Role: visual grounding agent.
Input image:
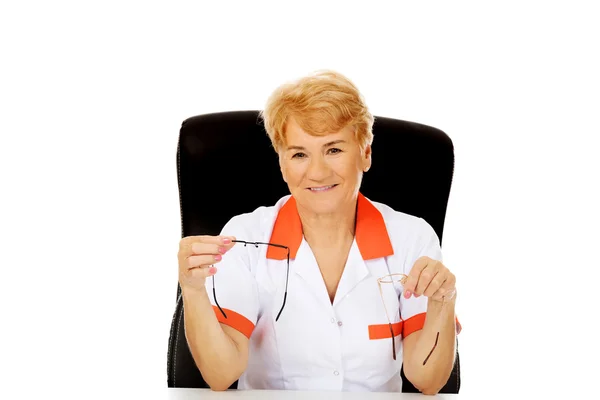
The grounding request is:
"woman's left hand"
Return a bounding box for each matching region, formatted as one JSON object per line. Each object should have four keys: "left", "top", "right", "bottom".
{"left": 402, "top": 256, "right": 456, "bottom": 303}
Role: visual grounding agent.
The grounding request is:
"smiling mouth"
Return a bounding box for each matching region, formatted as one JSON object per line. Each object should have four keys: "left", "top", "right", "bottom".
{"left": 308, "top": 184, "right": 338, "bottom": 192}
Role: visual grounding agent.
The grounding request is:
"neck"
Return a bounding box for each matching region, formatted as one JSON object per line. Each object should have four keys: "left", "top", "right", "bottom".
{"left": 297, "top": 197, "right": 358, "bottom": 249}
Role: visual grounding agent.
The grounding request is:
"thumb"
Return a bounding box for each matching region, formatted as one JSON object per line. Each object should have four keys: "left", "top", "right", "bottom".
{"left": 402, "top": 275, "right": 417, "bottom": 299}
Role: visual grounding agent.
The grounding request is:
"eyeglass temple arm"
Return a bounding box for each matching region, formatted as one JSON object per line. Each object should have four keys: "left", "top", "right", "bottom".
{"left": 232, "top": 240, "right": 288, "bottom": 250}
{"left": 212, "top": 276, "right": 228, "bottom": 319}
{"left": 423, "top": 331, "right": 440, "bottom": 365}
{"left": 275, "top": 247, "right": 290, "bottom": 321}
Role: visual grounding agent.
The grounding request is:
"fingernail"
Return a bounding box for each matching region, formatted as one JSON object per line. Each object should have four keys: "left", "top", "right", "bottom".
{"left": 218, "top": 247, "right": 227, "bottom": 254}
{"left": 214, "top": 254, "right": 222, "bottom": 261}
{"left": 223, "top": 238, "right": 231, "bottom": 244}
{"left": 209, "top": 267, "right": 217, "bottom": 274}
{"left": 404, "top": 290, "right": 411, "bottom": 299}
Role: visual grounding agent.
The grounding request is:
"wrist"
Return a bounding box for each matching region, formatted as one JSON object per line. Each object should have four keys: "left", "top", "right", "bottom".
{"left": 427, "top": 293, "right": 456, "bottom": 314}
{"left": 430, "top": 288, "right": 457, "bottom": 304}
{"left": 180, "top": 283, "right": 209, "bottom": 300}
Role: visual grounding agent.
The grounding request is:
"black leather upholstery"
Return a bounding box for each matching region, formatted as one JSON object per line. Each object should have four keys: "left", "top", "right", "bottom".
{"left": 167, "top": 110, "right": 460, "bottom": 393}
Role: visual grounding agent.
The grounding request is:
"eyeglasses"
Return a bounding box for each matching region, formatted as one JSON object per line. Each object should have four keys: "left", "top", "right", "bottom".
{"left": 211, "top": 239, "right": 290, "bottom": 322}
{"left": 377, "top": 273, "right": 439, "bottom": 365}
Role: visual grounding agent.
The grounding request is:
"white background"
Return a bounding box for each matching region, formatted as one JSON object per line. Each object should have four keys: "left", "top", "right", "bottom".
{"left": 1, "top": 1, "right": 599, "bottom": 398}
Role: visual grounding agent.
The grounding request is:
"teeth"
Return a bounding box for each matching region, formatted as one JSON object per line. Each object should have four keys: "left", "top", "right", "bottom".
{"left": 310, "top": 185, "right": 334, "bottom": 191}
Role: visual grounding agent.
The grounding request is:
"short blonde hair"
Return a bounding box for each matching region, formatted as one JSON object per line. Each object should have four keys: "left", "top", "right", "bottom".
{"left": 260, "top": 70, "right": 374, "bottom": 153}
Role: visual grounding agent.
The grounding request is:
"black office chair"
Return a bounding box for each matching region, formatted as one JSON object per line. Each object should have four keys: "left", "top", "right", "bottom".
{"left": 167, "top": 110, "right": 460, "bottom": 393}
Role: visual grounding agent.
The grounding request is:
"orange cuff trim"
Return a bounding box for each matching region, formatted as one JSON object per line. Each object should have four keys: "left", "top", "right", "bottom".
{"left": 368, "top": 321, "right": 403, "bottom": 340}
{"left": 402, "top": 312, "right": 427, "bottom": 338}
{"left": 212, "top": 306, "right": 255, "bottom": 339}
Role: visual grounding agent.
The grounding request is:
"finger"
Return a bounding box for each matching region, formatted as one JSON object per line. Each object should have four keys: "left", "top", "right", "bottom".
{"left": 190, "top": 242, "right": 226, "bottom": 256}
{"left": 403, "top": 256, "right": 429, "bottom": 297}
{"left": 187, "top": 253, "right": 224, "bottom": 269}
{"left": 187, "top": 265, "right": 218, "bottom": 280}
{"left": 218, "top": 236, "right": 237, "bottom": 250}
{"left": 180, "top": 235, "right": 236, "bottom": 256}
{"left": 180, "top": 235, "right": 216, "bottom": 248}
{"left": 180, "top": 235, "right": 236, "bottom": 251}
{"left": 431, "top": 274, "right": 456, "bottom": 302}
{"left": 179, "top": 264, "right": 217, "bottom": 289}
{"left": 423, "top": 272, "right": 446, "bottom": 298}
{"left": 414, "top": 265, "right": 437, "bottom": 296}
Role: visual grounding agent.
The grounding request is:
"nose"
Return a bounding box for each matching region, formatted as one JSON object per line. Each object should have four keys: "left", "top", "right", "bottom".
{"left": 306, "top": 154, "right": 331, "bottom": 182}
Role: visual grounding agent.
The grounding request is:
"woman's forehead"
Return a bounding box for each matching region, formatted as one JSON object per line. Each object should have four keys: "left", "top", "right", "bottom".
{"left": 284, "top": 117, "right": 355, "bottom": 143}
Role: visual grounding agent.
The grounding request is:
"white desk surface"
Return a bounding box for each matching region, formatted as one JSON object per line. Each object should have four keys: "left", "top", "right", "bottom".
{"left": 166, "top": 388, "right": 461, "bottom": 399}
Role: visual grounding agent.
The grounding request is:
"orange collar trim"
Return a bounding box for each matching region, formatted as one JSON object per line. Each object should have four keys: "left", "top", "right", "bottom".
{"left": 266, "top": 193, "right": 394, "bottom": 260}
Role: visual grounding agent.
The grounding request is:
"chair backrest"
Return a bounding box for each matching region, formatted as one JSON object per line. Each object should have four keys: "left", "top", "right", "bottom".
{"left": 167, "top": 110, "right": 460, "bottom": 393}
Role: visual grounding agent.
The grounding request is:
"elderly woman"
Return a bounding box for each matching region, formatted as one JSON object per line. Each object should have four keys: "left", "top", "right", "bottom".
{"left": 177, "top": 70, "right": 460, "bottom": 394}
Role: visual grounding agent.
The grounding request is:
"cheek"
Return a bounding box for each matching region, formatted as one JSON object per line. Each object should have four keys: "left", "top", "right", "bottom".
{"left": 282, "top": 163, "right": 304, "bottom": 185}
{"left": 333, "top": 160, "right": 362, "bottom": 180}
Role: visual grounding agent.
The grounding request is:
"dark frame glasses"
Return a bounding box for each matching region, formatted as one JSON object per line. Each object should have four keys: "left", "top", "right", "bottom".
{"left": 211, "top": 239, "right": 290, "bottom": 322}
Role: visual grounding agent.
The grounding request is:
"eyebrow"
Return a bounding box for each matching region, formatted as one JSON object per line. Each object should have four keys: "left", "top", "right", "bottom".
{"left": 286, "top": 140, "right": 346, "bottom": 151}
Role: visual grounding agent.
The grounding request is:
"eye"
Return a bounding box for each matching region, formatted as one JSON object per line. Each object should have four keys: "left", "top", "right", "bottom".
{"left": 291, "top": 152, "right": 306, "bottom": 159}
{"left": 328, "top": 148, "right": 342, "bottom": 155}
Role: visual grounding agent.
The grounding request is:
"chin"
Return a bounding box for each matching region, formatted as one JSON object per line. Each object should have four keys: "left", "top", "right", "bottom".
{"left": 296, "top": 188, "right": 346, "bottom": 214}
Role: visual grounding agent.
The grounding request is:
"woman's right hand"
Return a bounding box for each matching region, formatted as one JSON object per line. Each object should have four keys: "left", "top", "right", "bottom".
{"left": 178, "top": 235, "right": 236, "bottom": 292}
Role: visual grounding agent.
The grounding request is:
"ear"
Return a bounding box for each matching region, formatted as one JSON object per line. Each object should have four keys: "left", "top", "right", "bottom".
{"left": 362, "top": 145, "right": 372, "bottom": 172}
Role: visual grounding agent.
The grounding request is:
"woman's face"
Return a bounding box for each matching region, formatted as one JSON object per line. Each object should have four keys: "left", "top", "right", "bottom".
{"left": 279, "top": 117, "right": 372, "bottom": 215}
